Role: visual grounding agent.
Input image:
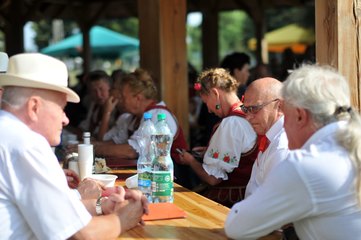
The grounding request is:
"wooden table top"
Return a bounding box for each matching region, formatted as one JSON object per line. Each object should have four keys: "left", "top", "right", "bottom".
{"left": 110, "top": 168, "right": 230, "bottom": 240}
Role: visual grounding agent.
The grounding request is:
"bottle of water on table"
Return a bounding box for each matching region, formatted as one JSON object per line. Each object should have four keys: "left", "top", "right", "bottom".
{"left": 137, "top": 112, "right": 156, "bottom": 202}
{"left": 151, "top": 113, "right": 174, "bottom": 203}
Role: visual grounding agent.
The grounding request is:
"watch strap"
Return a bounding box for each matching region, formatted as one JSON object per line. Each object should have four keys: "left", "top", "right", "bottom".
{"left": 95, "top": 196, "right": 104, "bottom": 215}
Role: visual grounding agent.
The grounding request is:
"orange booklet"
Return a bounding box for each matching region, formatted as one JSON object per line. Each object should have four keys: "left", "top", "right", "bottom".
{"left": 142, "top": 203, "right": 187, "bottom": 221}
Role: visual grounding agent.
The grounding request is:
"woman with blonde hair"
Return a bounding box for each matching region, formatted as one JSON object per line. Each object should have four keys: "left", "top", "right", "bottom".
{"left": 179, "top": 68, "right": 258, "bottom": 207}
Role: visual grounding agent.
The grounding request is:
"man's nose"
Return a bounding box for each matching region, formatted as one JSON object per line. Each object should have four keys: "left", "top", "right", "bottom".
{"left": 63, "top": 112, "right": 70, "bottom": 126}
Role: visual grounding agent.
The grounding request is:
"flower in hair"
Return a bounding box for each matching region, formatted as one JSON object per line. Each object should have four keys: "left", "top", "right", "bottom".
{"left": 194, "top": 82, "right": 201, "bottom": 91}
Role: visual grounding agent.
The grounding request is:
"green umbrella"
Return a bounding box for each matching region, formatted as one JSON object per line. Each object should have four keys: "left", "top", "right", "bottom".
{"left": 41, "top": 25, "right": 139, "bottom": 58}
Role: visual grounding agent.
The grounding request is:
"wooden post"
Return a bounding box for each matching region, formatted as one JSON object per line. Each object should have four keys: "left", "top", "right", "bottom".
{"left": 4, "top": 0, "right": 25, "bottom": 56}
{"left": 316, "top": 0, "right": 361, "bottom": 110}
{"left": 80, "top": 24, "right": 92, "bottom": 75}
{"left": 138, "top": 0, "right": 189, "bottom": 142}
{"left": 202, "top": 2, "right": 219, "bottom": 69}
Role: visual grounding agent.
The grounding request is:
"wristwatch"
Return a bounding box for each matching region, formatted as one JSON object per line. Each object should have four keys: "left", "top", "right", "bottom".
{"left": 95, "top": 196, "right": 104, "bottom": 215}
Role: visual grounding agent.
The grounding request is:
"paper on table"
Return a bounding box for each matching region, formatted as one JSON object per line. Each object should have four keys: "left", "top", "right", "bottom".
{"left": 142, "top": 203, "right": 186, "bottom": 221}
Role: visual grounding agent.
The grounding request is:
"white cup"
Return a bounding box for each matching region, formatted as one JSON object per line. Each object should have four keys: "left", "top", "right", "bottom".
{"left": 78, "top": 144, "right": 93, "bottom": 180}
{"left": 125, "top": 174, "right": 138, "bottom": 189}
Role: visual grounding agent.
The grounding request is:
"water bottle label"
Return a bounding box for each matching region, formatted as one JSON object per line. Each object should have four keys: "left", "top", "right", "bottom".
{"left": 138, "top": 171, "right": 152, "bottom": 187}
{"left": 152, "top": 171, "right": 173, "bottom": 197}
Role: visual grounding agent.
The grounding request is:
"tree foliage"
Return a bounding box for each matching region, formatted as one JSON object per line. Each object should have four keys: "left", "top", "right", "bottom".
{"left": 266, "top": 6, "right": 315, "bottom": 30}
{"left": 219, "top": 10, "right": 254, "bottom": 59}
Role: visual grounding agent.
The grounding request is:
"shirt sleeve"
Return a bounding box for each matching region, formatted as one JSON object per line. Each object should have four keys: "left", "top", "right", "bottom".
{"left": 203, "top": 116, "right": 256, "bottom": 180}
{"left": 103, "top": 113, "right": 132, "bottom": 144}
{"left": 225, "top": 159, "right": 313, "bottom": 239}
{"left": 9, "top": 138, "right": 91, "bottom": 240}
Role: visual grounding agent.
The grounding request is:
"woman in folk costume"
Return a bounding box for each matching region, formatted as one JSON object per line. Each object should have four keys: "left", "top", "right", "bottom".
{"left": 179, "top": 68, "right": 258, "bottom": 207}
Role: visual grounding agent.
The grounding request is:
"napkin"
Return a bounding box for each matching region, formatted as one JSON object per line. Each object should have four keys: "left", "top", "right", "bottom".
{"left": 142, "top": 203, "right": 186, "bottom": 221}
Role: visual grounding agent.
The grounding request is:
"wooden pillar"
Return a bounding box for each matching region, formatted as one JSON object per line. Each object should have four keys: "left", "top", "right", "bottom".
{"left": 202, "top": 3, "right": 219, "bottom": 69}
{"left": 4, "top": 0, "right": 25, "bottom": 56}
{"left": 138, "top": 0, "right": 189, "bottom": 142}
{"left": 237, "top": 0, "right": 266, "bottom": 64}
{"left": 80, "top": 24, "right": 92, "bottom": 74}
{"left": 316, "top": 0, "right": 361, "bottom": 110}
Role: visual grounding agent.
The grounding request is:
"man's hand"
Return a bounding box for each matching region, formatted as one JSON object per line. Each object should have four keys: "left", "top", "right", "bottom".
{"left": 114, "top": 189, "right": 149, "bottom": 233}
{"left": 63, "top": 169, "right": 80, "bottom": 189}
{"left": 78, "top": 178, "right": 106, "bottom": 199}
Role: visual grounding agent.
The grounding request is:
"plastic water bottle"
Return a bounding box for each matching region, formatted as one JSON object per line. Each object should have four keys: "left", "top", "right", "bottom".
{"left": 78, "top": 132, "right": 94, "bottom": 180}
{"left": 137, "top": 112, "right": 156, "bottom": 202}
{"left": 151, "top": 113, "right": 174, "bottom": 203}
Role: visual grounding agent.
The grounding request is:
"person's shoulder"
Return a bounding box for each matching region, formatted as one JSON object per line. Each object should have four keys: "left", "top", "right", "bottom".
{"left": 222, "top": 115, "right": 253, "bottom": 129}
{"left": 0, "top": 114, "right": 47, "bottom": 151}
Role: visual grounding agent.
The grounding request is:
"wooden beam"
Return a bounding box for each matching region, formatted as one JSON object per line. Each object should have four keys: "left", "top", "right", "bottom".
{"left": 201, "top": 0, "right": 219, "bottom": 69}
{"left": 138, "top": 0, "right": 189, "bottom": 143}
{"left": 138, "top": 0, "right": 161, "bottom": 91}
{"left": 316, "top": 0, "right": 361, "bottom": 110}
{"left": 4, "top": 0, "right": 25, "bottom": 56}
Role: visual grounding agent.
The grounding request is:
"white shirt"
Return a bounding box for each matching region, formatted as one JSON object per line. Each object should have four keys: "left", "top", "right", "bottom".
{"left": 203, "top": 116, "right": 257, "bottom": 180}
{"left": 245, "top": 116, "right": 289, "bottom": 197}
{"left": 225, "top": 121, "right": 361, "bottom": 240}
{"left": 128, "top": 101, "right": 178, "bottom": 154}
{"left": 0, "top": 110, "right": 91, "bottom": 240}
{"left": 103, "top": 112, "right": 133, "bottom": 144}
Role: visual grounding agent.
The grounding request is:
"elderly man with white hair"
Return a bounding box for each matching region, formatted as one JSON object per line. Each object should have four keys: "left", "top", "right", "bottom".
{"left": 225, "top": 64, "right": 361, "bottom": 239}
{"left": 0, "top": 53, "right": 148, "bottom": 239}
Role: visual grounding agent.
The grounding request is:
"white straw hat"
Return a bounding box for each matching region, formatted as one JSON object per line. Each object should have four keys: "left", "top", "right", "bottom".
{"left": 0, "top": 53, "right": 80, "bottom": 103}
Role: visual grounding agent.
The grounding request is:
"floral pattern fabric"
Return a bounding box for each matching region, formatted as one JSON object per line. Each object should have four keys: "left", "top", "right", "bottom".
{"left": 202, "top": 116, "right": 257, "bottom": 180}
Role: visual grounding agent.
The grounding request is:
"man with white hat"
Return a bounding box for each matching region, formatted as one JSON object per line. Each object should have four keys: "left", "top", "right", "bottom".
{"left": 0, "top": 53, "right": 148, "bottom": 239}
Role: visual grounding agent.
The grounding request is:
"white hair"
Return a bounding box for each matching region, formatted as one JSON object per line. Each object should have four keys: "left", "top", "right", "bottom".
{"left": 282, "top": 64, "right": 361, "bottom": 204}
{"left": 2, "top": 86, "right": 36, "bottom": 109}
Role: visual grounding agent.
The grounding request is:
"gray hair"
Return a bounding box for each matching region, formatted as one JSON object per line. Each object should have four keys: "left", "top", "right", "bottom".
{"left": 2, "top": 86, "right": 36, "bottom": 109}
{"left": 282, "top": 64, "right": 361, "bottom": 204}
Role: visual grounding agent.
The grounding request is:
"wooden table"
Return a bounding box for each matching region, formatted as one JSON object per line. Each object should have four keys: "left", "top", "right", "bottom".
{"left": 110, "top": 168, "right": 230, "bottom": 240}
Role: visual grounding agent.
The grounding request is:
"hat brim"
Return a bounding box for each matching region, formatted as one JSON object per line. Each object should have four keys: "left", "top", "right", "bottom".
{"left": 0, "top": 75, "right": 80, "bottom": 103}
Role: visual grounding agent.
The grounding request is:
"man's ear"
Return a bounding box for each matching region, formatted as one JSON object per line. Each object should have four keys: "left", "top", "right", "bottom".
{"left": 27, "top": 96, "right": 41, "bottom": 122}
{"left": 296, "top": 107, "right": 309, "bottom": 128}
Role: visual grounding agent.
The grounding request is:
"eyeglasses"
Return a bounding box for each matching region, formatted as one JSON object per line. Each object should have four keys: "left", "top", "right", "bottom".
{"left": 241, "top": 99, "right": 279, "bottom": 114}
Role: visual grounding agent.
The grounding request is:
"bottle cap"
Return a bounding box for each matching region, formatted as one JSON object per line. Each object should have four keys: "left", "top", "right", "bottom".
{"left": 83, "top": 132, "right": 91, "bottom": 138}
{"left": 144, "top": 112, "right": 152, "bottom": 120}
{"left": 157, "top": 113, "right": 166, "bottom": 120}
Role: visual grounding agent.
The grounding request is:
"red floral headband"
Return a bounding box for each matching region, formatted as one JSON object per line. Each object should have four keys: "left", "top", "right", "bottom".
{"left": 194, "top": 82, "right": 201, "bottom": 91}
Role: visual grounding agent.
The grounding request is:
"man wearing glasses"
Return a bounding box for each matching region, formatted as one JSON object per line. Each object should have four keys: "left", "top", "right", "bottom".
{"left": 225, "top": 65, "right": 361, "bottom": 239}
{"left": 241, "top": 77, "right": 289, "bottom": 198}
{"left": 241, "top": 77, "right": 294, "bottom": 239}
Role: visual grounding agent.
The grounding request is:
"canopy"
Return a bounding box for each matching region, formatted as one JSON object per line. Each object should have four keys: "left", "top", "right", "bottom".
{"left": 248, "top": 24, "right": 315, "bottom": 54}
{"left": 41, "top": 26, "right": 139, "bottom": 58}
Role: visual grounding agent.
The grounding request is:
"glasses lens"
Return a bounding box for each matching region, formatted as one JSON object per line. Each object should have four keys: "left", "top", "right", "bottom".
{"left": 241, "top": 105, "right": 248, "bottom": 113}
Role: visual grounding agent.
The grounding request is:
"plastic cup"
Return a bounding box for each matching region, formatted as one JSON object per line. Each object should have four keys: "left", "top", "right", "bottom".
{"left": 125, "top": 174, "right": 138, "bottom": 189}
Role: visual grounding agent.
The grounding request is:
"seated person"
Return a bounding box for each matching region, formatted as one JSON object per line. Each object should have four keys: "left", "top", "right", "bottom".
{"left": 78, "top": 70, "right": 118, "bottom": 139}
{"left": 95, "top": 68, "right": 196, "bottom": 189}
{"left": 0, "top": 53, "right": 147, "bottom": 239}
{"left": 225, "top": 65, "right": 361, "bottom": 239}
{"left": 179, "top": 68, "right": 258, "bottom": 207}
